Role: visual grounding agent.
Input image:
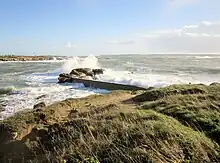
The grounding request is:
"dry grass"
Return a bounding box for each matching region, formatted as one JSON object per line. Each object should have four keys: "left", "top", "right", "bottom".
{"left": 0, "top": 85, "right": 220, "bottom": 162}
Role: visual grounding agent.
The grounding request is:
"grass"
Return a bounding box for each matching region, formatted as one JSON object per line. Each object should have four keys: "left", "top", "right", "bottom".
{"left": 138, "top": 84, "right": 220, "bottom": 145}
{"left": 28, "top": 110, "right": 220, "bottom": 162}
{"left": 0, "top": 84, "right": 220, "bottom": 162}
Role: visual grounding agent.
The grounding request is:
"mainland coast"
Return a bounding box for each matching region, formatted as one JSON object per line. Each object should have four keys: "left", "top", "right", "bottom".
{"left": 1, "top": 83, "right": 220, "bottom": 162}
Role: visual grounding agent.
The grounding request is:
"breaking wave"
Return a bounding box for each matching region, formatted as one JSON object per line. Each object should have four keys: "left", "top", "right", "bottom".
{"left": 0, "top": 86, "right": 16, "bottom": 95}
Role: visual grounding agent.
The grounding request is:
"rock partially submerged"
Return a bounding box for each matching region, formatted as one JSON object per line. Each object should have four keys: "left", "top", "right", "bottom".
{"left": 58, "top": 68, "right": 146, "bottom": 91}
{"left": 33, "top": 102, "right": 46, "bottom": 109}
{"left": 70, "top": 68, "right": 104, "bottom": 78}
{"left": 58, "top": 68, "right": 104, "bottom": 83}
{"left": 36, "top": 94, "right": 47, "bottom": 100}
{"left": 0, "top": 104, "right": 4, "bottom": 112}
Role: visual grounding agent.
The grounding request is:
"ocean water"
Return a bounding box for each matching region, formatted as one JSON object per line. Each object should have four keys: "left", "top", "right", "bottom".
{"left": 0, "top": 54, "right": 220, "bottom": 119}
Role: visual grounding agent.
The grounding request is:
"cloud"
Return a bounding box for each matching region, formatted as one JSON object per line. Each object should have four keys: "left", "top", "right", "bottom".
{"left": 65, "top": 42, "right": 77, "bottom": 48}
{"left": 105, "top": 40, "right": 134, "bottom": 45}
{"left": 140, "top": 21, "right": 220, "bottom": 53}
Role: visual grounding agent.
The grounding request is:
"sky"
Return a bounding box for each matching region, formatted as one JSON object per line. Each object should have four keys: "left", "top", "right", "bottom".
{"left": 0, "top": 0, "right": 220, "bottom": 55}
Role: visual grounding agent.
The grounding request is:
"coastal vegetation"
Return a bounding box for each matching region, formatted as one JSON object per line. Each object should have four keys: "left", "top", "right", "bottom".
{"left": 0, "top": 84, "right": 220, "bottom": 162}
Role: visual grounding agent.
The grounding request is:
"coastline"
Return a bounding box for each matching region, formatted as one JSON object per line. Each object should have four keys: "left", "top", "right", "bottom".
{"left": 0, "top": 83, "right": 220, "bottom": 162}
{"left": 0, "top": 55, "right": 52, "bottom": 61}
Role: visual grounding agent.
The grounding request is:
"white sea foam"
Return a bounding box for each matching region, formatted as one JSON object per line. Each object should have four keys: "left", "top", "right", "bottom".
{"left": 61, "top": 55, "right": 100, "bottom": 73}
{"left": 195, "top": 56, "right": 220, "bottom": 59}
{"left": 0, "top": 84, "right": 110, "bottom": 120}
{"left": 0, "top": 54, "right": 216, "bottom": 120}
{"left": 96, "top": 69, "right": 203, "bottom": 88}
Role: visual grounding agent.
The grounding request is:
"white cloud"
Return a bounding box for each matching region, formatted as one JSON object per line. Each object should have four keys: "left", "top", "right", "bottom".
{"left": 140, "top": 21, "right": 220, "bottom": 53}
{"left": 65, "top": 42, "right": 77, "bottom": 48}
{"left": 106, "top": 40, "right": 134, "bottom": 45}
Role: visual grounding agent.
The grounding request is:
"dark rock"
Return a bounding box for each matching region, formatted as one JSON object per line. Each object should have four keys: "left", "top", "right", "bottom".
{"left": 146, "top": 87, "right": 155, "bottom": 91}
{"left": 58, "top": 68, "right": 105, "bottom": 84}
{"left": 59, "top": 73, "right": 72, "bottom": 78}
{"left": 0, "top": 104, "right": 4, "bottom": 112}
{"left": 58, "top": 77, "right": 73, "bottom": 83}
{"left": 58, "top": 73, "right": 73, "bottom": 83}
{"left": 92, "top": 69, "right": 104, "bottom": 75}
{"left": 70, "top": 68, "right": 93, "bottom": 77}
{"left": 36, "top": 94, "right": 47, "bottom": 100}
{"left": 33, "top": 102, "right": 46, "bottom": 109}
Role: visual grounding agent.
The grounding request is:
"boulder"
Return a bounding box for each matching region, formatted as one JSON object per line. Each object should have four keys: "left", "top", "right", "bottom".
{"left": 58, "top": 68, "right": 105, "bottom": 84}
{"left": 36, "top": 94, "right": 47, "bottom": 100}
{"left": 58, "top": 73, "right": 73, "bottom": 83}
{"left": 0, "top": 104, "right": 4, "bottom": 112}
{"left": 92, "top": 69, "right": 104, "bottom": 75}
{"left": 70, "top": 68, "right": 93, "bottom": 77}
{"left": 33, "top": 102, "right": 46, "bottom": 109}
{"left": 58, "top": 77, "right": 73, "bottom": 83}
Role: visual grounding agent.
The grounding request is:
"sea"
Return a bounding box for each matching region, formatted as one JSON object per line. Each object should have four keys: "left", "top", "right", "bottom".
{"left": 1, "top": 54, "right": 220, "bottom": 120}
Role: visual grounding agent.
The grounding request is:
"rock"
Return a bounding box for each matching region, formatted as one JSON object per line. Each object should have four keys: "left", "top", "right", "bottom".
{"left": 11, "top": 132, "right": 18, "bottom": 140}
{"left": 0, "top": 104, "right": 4, "bottom": 112}
{"left": 58, "top": 73, "right": 73, "bottom": 83}
{"left": 58, "top": 77, "right": 72, "bottom": 83}
{"left": 70, "top": 68, "right": 93, "bottom": 77}
{"left": 92, "top": 69, "right": 104, "bottom": 75}
{"left": 58, "top": 68, "right": 106, "bottom": 84}
{"left": 36, "top": 94, "right": 47, "bottom": 100}
{"left": 59, "top": 73, "right": 69, "bottom": 78}
{"left": 34, "top": 102, "right": 46, "bottom": 109}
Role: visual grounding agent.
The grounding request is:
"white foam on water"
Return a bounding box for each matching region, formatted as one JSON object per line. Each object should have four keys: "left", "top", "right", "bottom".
{"left": 0, "top": 54, "right": 215, "bottom": 120}
{"left": 194, "top": 56, "right": 220, "bottom": 59}
{"left": 96, "top": 69, "right": 206, "bottom": 88}
{"left": 61, "top": 55, "right": 100, "bottom": 73}
{"left": 0, "top": 83, "right": 110, "bottom": 120}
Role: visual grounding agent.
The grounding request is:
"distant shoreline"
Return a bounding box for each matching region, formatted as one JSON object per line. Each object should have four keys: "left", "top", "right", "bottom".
{"left": 0, "top": 55, "right": 53, "bottom": 61}
{"left": 0, "top": 55, "right": 50, "bottom": 61}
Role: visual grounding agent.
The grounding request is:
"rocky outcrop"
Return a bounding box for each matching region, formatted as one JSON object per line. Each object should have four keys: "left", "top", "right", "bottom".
{"left": 0, "top": 55, "right": 51, "bottom": 61}
{"left": 36, "top": 94, "right": 47, "bottom": 100}
{"left": 70, "top": 68, "right": 94, "bottom": 77}
{"left": 33, "top": 102, "right": 46, "bottom": 109}
{"left": 70, "top": 68, "right": 104, "bottom": 77}
{"left": 0, "top": 104, "right": 4, "bottom": 112}
{"left": 58, "top": 73, "right": 74, "bottom": 83}
{"left": 58, "top": 68, "right": 146, "bottom": 90}
{"left": 92, "top": 69, "right": 104, "bottom": 75}
{"left": 58, "top": 68, "right": 105, "bottom": 83}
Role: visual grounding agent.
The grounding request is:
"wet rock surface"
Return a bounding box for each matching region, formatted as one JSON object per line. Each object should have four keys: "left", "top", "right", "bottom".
{"left": 33, "top": 102, "right": 46, "bottom": 109}
{"left": 58, "top": 68, "right": 105, "bottom": 83}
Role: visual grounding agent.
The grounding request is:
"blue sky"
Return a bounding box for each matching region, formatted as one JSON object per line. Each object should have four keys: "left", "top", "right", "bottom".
{"left": 0, "top": 0, "right": 220, "bottom": 55}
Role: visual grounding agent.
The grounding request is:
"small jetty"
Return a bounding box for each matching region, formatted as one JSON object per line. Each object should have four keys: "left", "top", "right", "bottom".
{"left": 58, "top": 68, "right": 147, "bottom": 91}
